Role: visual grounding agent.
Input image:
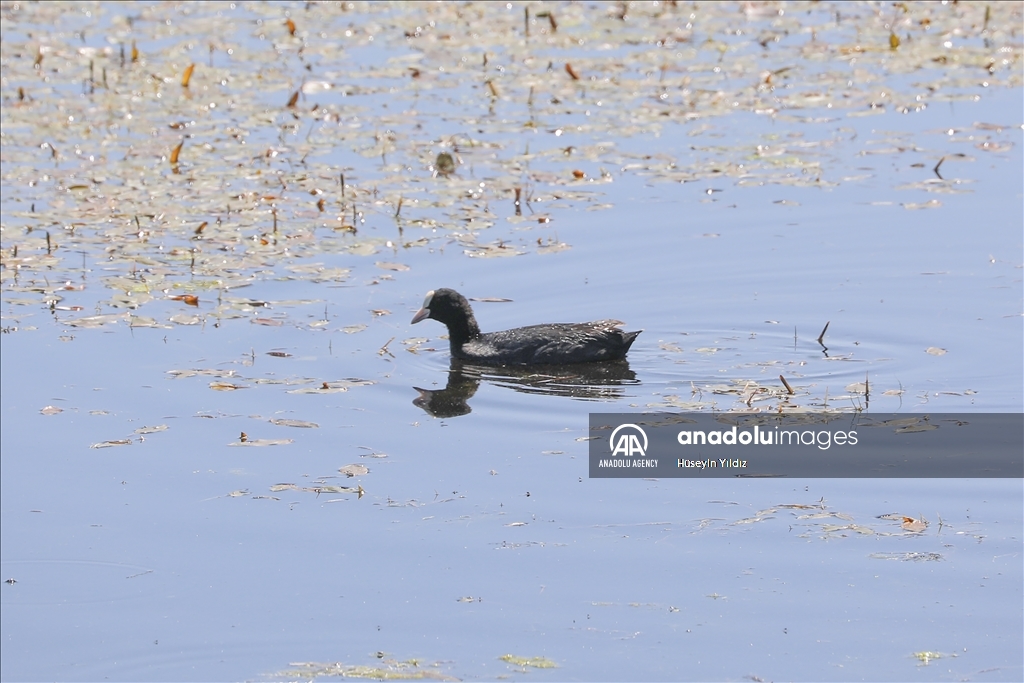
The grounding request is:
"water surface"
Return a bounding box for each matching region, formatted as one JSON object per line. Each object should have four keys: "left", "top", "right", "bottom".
{"left": 2, "top": 2, "right": 1022, "bottom": 681}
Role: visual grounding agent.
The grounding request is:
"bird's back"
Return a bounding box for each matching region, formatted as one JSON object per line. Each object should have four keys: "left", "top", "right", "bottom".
{"left": 457, "top": 321, "right": 641, "bottom": 365}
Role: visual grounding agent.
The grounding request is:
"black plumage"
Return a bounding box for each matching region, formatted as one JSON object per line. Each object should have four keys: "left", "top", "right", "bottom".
{"left": 410, "top": 288, "right": 641, "bottom": 365}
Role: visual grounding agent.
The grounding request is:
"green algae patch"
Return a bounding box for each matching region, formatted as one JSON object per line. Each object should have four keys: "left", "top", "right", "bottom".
{"left": 912, "top": 650, "right": 957, "bottom": 666}
{"left": 498, "top": 654, "right": 558, "bottom": 669}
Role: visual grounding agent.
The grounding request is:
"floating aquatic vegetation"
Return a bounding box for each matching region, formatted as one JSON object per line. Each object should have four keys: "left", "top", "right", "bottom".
{"left": 285, "top": 378, "right": 376, "bottom": 394}
{"left": 912, "top": 650, "right": 955, "bottom": 665}
{"left": 268, "top": 418, "right": 319, "bottom": 429}
{"left": 269, "top": 483, "right": 363, "bottom": 497}
{"left": 90, "top": 439, "right": 132, "bottom": 449}
{"left": 2, "top": 2, "right": 1018, "bottom": 327}
{"left": 499, "top": 654, "right": 558, "bottom": 669}
{"left": 209, "top": 381, "right": 248, "bottom": 391}
{"left": 277, "top": 657, "right": 455, "bottom": 681}
{"left": 133, "top": 424, "right": 168, "bottom": 435}
{"left": 167, "top": 369, "right": 238, "bottom": 379}
{"left": 230, "top": 438, "right": 292, "bottom": 447}
{"left": 871, "top": 552, "right": 943, "bottom": 562}
{"left": 338, "top": 464, "right": 369, "bottom": 477}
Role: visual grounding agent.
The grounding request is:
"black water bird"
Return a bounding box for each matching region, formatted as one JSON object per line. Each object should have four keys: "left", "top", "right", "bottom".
{"left": 410, "top": 288, "right": 641, "bottom": 365}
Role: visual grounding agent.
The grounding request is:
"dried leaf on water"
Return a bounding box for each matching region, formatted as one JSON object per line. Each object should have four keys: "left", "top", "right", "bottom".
{"left": 168, "top": 369, "right": 237, "bottom": 379}
{"left": 210, "top": 382, "right": 248, "bottom": 391}
{"left": 134, "top": 425, "right": 168, "bottom": 434}
{"left": 870, "top": 552, "right": 943, "bottom": 562}
{"left": 313, "top": 485, "right": 363, "bottom": 495}
{"left": 375, "top": 261, "right": 410, "bottom": 272}
{"left": 339, "top": 464, "right": 370, "bottom": 477}
{"left": 286, "top": 378, "right": 375, "bottom": 394}
{"left": 900, "top": 516, "right": 928, "bottom": 532}
{"left": 91, "top": 439, "right": 132, "bottom": 449}
{"left": 170, "top": 294, "right": 200, "bottom": 306}
{"left": 129, "top": 316, "right": 171, "bottom": 329}
{"left": 62, "top": 314, "right": 129, "bottom": 328}
{"left": 230, "top": 438, "right": 293, "bottom": 447}
{"left": 269, "top": 418, "right": 319, "bottom": 428}
{"left": 902, "top": 200, "right": 942, "bottom": 210}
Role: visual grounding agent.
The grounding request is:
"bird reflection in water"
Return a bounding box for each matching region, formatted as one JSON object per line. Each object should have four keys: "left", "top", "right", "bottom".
{"left": 412, "top": 359, "right": 638, "bottom": 418}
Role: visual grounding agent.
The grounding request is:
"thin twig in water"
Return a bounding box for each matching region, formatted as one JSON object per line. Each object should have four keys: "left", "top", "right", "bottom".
{"left": 779, "top": 375, "right": 794, "bottom": 395}
{"left": 933, "top": 153, "right": 966, "bottom": 179}
{"left": 817, "top": 321, "right": 830, "bottom": 345}
{"left": 378, "top": 337, "right": 395, "bottom": 358}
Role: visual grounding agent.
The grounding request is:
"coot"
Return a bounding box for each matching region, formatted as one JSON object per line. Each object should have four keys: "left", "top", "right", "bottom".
{"left": 410, "top": 288, "right": 641, "bottom": 365}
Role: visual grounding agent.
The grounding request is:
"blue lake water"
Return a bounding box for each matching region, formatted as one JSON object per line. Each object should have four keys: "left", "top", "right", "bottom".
{"left": 2, "top": 2, "right": 1022, "bottom": 681}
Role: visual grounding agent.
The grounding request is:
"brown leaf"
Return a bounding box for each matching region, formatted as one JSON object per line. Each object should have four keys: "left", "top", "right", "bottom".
{"left": 901, "top": 516, "right": 928, "bottom": 532}
{"left": 209, "top": 382, "right": 247, "bottom": 391}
